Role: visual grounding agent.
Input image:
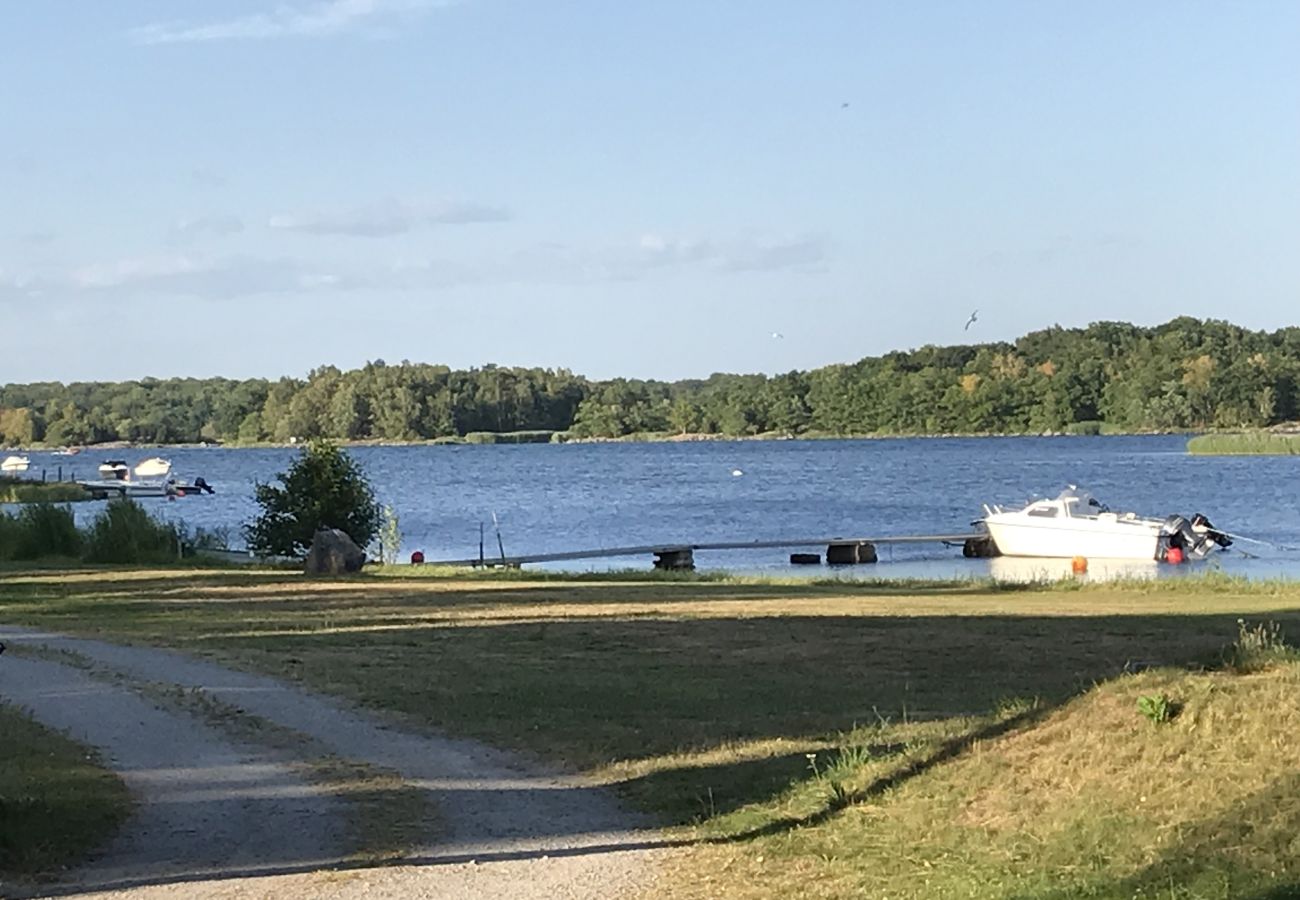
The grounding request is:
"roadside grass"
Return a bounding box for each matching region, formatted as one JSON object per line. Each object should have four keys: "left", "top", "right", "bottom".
{"left": 5, "top": 567, "right": 1300, "bottom": 896}
{"left": 0, "top": 703, "right": 132, "bottom": 882}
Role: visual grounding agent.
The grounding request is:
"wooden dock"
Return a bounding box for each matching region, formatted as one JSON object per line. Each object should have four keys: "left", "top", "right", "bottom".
{"left": 426, "top": 532, "right": 995, "bottom": 570}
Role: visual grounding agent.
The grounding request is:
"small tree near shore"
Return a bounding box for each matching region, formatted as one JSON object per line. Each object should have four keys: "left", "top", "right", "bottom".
{"left": 245, "top": 440, "right": 380, "bottom": 557}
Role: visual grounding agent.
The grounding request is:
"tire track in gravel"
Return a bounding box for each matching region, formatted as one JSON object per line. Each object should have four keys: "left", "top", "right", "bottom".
{"left": 0, "top": 626, "right": 671, "bottom": 899}
{"left": 0, "top": 651, "right": 349, "bottom": 898}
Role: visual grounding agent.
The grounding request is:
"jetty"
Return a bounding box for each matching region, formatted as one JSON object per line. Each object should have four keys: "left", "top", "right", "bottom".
{"left": 427, "top": 532, "right": 996, "bottom": 570}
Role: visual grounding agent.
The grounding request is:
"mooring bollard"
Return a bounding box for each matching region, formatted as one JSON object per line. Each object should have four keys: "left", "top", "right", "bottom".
{"left": 653, "top": 548, "right": 695, "bottom": 570}
{"left": 826, "top": 542, "right": 877, "bottom": 565}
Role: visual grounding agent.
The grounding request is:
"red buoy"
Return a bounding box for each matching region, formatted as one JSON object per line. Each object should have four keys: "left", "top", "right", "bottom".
{"left": 1165, "top": 546, "right": 1184, "bottom": 565}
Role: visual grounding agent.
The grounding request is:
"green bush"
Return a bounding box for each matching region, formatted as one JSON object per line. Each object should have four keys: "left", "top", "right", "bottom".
{"left": 244, "top": 440, "right": 380, "bottom": 557}
{"left": 82, "top": 500, "right": 180, "bottom": 564}
{"left": 0, "top": 512, "right": 18, "bottom": 561}
{"left": 1064, "top": 421, "right": 1104, "bottom": 436}
{"left": 2, "top": 504, "right": 82, "bottom": 560}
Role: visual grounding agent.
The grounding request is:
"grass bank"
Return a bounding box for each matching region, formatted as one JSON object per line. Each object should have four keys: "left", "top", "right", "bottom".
{"left": 1188, "top": 431, "right": 1300, "bottom": 455}
{"left": 0, "top": 703, "right": 132, "bottom": 883}
{"left": 0, "top": 477, "right": 87, "bottom": 504}
{"left": 3, "top": 567, "right": 1300, "bottom": 896}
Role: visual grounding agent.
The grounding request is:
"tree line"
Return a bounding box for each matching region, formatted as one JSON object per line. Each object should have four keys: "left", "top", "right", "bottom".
{"left": 3, "top": 317, "right": 1300, "bottom": 446}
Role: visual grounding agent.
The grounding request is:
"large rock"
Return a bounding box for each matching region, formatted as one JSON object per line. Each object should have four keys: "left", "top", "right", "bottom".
{"left": 304, "top": 528, "right": 366, "bottom": 575}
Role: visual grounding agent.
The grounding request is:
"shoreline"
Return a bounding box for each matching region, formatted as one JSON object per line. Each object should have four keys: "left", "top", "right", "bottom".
{"left": 6, "top": 428, "right": 1198, "bottom": 454}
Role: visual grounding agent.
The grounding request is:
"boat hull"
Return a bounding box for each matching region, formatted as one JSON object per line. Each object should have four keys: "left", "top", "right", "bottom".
{"left": 984, "top": 518, "right": 1161, "bottom": 560}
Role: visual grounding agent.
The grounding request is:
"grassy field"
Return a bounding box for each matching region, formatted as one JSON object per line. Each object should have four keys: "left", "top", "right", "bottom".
{"left": 3, "top": 566, "right": 1300, "bottom": 897}
{"left": 1187, "top": 432, "right": 1300, "bottom": 455}
{"left": 0, "top": 703, "right": 132, "bottom": 884}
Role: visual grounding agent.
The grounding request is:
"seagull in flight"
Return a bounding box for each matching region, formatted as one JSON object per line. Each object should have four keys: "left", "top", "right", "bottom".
{"left": 771, "top": 331, "right": 784, "bottom": 339}
{"left": 964, "top": 309, "right": 979, "bottom": 331}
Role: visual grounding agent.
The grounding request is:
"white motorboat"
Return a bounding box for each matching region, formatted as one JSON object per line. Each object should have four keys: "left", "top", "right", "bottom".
{"left": 1, "top": 454, "right": 30, "bottom": 474}
{"left": 978, "top": 487, "right": 1231, "bottom": 561}
{"left": 79, "top": 458, "right": 214, "bottom": 499}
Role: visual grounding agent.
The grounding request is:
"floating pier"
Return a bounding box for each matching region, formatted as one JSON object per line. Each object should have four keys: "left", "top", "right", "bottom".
{"left": 427, "top": 532, "right": 996, "bottom": 571}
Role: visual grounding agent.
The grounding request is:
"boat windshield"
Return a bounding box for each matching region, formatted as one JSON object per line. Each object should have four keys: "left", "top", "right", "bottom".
{"left": 1055, "top": 487, "right": 1109, "bottom": 515}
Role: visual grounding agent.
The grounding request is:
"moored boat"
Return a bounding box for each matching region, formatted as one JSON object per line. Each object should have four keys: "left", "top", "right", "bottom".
{"left": 78, "top": 458, "right": 214, "bottom": 499}
{"left": 1, "top": 455, "right": 31, "bottom": 474}
{"left": 978, "top": 487, "right": 1231, "bottom": 561}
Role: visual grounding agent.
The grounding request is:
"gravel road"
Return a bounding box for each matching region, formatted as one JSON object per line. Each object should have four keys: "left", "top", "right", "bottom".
{"left": 0, "top": 626, "right": 670, "bottom": 899}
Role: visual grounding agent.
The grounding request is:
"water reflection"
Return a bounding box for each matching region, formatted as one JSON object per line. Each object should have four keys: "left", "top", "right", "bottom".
{"left": 988, "top": 556, "right": 1159, "bottom": 584}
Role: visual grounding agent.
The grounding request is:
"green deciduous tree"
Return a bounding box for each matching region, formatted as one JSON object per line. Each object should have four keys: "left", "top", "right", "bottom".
{"left": 244, "top": 441, "right": 381, "bottom": 557}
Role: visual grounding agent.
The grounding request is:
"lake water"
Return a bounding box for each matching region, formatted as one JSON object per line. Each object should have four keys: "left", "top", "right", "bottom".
{"left": 15, "top": 435, "right": 1300, "bottom": 581}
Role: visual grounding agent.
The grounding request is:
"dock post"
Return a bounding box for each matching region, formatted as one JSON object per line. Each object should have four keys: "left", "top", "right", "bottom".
{"left": 826, "top": 541, "right": 877, "bottom": 565}
{"left": 653, "top": 548, "right": 695, "bottom": 571}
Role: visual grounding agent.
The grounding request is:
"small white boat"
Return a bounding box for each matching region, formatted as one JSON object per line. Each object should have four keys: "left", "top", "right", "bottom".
{"left": 133, "top": 457, "right": 173, "bottom": 479}
{"left": 1, "top": 455, "right": 31, "bottom": 474}
{"left": 978, "top": 487, "right": 1231, "bottom": 561}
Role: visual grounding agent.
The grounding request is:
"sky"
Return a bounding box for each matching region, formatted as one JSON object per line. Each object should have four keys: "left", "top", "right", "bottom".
{"left": 2, "top": 0, "right": 1298, "bottom": 383}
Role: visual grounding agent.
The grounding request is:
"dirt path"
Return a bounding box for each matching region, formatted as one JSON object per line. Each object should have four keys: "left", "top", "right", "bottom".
{"left": 0, "top": 626, "right": 669, "bottom": 899}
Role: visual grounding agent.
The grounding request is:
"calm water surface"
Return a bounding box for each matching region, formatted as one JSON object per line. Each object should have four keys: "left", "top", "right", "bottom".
{"left": 20, "top": 435, "right": 1300, "bottom": 580}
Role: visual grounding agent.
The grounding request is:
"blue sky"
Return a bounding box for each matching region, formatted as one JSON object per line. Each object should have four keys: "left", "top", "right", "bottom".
{"left": 2, "top": 1, "right": 1297, "bottom": 382}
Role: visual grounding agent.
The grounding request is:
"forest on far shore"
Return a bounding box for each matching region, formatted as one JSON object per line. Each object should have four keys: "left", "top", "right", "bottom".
{"left": 3, "top": 317, "right": 1299, "bottom": 446}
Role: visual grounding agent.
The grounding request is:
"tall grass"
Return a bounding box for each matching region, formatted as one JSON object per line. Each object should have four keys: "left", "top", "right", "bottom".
{"left": 82, "top": 500, "right": 181, "bottom": 564}
{"left": 0, "top": 504, "right": 81, "bottom": 561}
{"left": 1187, "top": 432, "right": 1300, "bottom": 455}
{"left": 0, "top": 476, "right": 88, "bottom": 504}
{"left": 0, "top": 499, "right": 181, "bottom": 564}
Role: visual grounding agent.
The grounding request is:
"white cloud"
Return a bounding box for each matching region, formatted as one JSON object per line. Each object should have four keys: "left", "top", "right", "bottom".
{"left": 131, "top": 0, "right": 456, "bottom": 45}
{"left": 65, "top": 255, "right": 341, "bottom": 299}
{"left": 3, "top": 230, "right": 826, "bottom": 305}
{"left": 621, "top": 233, "right": 827, "bottom": 275}
{"left": 168, "top": 214, "right": 245, "bottom": 245}
{"left": 269, "top": 198, "right": 510, "bottom": 237}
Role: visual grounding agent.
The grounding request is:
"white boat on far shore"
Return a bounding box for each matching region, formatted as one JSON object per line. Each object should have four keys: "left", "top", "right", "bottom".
{"left": 978, "top": 487, "right": 1232, "bottom": 562}
{"left": 1, "top": 455, "right": 31, "bottom": 474}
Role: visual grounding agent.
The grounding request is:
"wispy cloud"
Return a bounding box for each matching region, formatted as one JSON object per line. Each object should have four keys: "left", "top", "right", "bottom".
{"left": 168, "top": 214, "right": 245, "bottom": 246}
{"left": 66, "top": 255, "right": 341, "bottom": 299}
{"left": 624, "top": 232, "right": 827, "bottom": 275}
{"left": 131, "top": 0, "right": 455, "bottom": 45}
{"left": 269, "top": 198, "right": 510, "bottom": 237}
{"left": 3, "top": 231, "right": 826, "bottom": 305}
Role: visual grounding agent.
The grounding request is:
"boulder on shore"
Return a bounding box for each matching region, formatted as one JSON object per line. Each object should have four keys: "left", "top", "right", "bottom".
{"left": 304, "top": 528, "right": 366, "bottom": 575}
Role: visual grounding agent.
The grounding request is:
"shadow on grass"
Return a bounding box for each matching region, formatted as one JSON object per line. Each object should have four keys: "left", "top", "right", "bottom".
{"left": 699, "top": 702, "right": 1055, "bottom": 843}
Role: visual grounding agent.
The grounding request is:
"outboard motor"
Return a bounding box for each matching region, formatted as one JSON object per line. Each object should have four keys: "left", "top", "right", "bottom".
{"left": 1191, "top": 513, "right": 1232, "bottom": 549}
{"left": 1160, "top": 515, "right": 1193, "bottom": 559}
{"left": 194, "top": 476, "right": 215, "bottom": 495}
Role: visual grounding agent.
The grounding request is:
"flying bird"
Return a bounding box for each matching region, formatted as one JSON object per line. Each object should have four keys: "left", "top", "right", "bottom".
{"left": 771, "top": 331, "right": 784, "bottom": 339}
{"left": 964, "top": 309, "right": 979, "bottom": 331}
{"left": 841, "top": 102, "right": 850, "bottom": 109}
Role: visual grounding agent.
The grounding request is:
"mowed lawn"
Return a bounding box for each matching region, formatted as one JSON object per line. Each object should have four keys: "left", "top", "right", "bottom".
{"left": 4, "top": 567, "right": 1300, "bottom": 897}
